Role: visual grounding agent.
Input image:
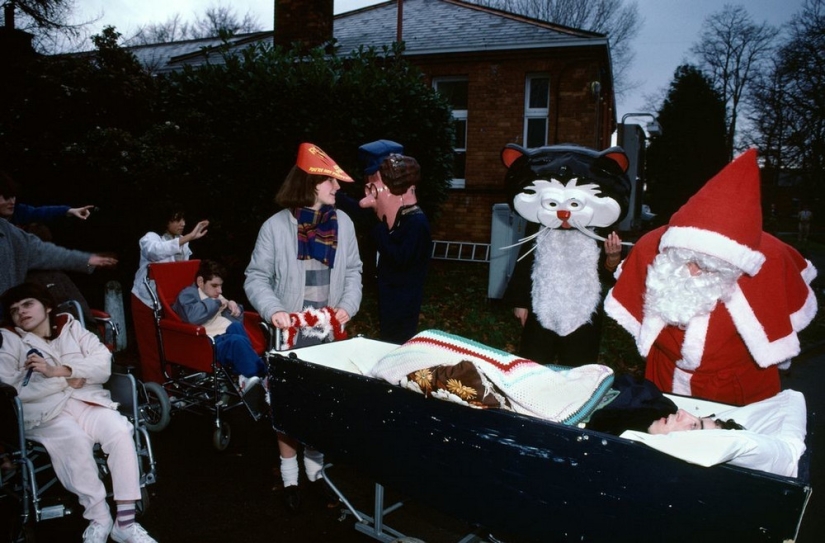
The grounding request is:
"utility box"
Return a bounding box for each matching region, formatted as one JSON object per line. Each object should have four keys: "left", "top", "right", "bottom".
{"left": 618, "top": 123, "right": 649, "bottom": 232}
{"left": 488, "top": 203, "right": 527, "bottom": 299}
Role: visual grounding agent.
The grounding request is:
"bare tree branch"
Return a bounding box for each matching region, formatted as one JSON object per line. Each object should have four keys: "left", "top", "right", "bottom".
{"left": 124, "top": 3, "right": 262, "bottom": 46}
{"left": 469, "top": 0, "right": 644, "bottom": 98}
{"left": 690, "top": 4, "right": 779, "bottom": 159}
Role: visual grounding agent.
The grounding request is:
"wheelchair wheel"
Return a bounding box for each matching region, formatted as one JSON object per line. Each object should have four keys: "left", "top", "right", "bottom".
{"left": 137, "top": 486, "right": 151, "bottom": 516}
{"left": 141, "top": 382, "right": 171, "bottom": 432}
{"left": 213, "top": 421, "right": 231, "bottom": 451}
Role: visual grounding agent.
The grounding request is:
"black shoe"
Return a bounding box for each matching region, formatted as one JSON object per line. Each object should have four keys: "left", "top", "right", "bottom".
{"left": 310, "top": 478, "right": 341, "bottom": 508}
{"left": 284, "top": 485, "right": 301, "bottom": 513}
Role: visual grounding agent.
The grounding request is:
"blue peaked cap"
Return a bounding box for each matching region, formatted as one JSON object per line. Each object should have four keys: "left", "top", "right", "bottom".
{"left": 358, "top": 140, "right": 404, "bottom": 175}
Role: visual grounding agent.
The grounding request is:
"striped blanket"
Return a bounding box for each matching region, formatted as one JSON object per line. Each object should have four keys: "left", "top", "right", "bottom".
{"left": 368, "top": 329, "right": 614, "bottom": 425}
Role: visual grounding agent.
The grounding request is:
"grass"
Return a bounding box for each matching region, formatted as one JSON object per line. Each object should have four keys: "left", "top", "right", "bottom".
{"left": 346, "top": 259, "right": 645, "bottom": 375}
{"left": 346, "top": 260, "right": 522, "bottom": 351}
{"left": 346, "top": 242, "right": 825, "bottom": 376}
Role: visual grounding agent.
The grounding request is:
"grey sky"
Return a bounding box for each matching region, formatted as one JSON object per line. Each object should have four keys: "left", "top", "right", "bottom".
{"left": 73, "top": 0, "right": 805, "bottom": 121}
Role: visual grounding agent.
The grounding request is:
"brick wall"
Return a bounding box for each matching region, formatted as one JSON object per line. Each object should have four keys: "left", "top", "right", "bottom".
{"left": 410, "top": 48, "right": 612, "bottom": 243}
{"left": 431, "top": 190, "right": 506, "bottom": 241}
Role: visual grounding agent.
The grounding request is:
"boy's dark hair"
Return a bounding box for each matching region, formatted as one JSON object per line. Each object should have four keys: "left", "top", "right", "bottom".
{"left": 275, "top": 166, "right": 330, "bottom": 209}
{"left": 0, "top": 170, "right": 20, "bottom": 198}
{"left": 197, "top": 259, "right": 227, "bottom": 282}
{"left": 1, "top": 282, "right": 57, "bottom": 332}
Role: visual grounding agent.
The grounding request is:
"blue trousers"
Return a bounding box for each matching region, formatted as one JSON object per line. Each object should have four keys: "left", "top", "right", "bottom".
{"left": 214, "top": 321, "right": 266, "bottom": 378}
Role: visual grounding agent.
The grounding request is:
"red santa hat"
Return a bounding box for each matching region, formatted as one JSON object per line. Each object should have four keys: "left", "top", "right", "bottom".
{"left": 659, "top": 149, "right": 766, "bottom": 276}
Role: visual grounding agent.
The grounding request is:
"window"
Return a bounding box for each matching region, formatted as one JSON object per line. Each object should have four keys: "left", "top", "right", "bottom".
{"left": 433, "top": 77, "right": 468, "bottom": 189}
{"left": 524, "top": 74, "right": 550, "bottom": 148}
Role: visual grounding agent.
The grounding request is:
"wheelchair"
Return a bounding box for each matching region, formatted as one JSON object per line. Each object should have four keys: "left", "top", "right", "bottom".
{"left": 143, "top": 260, "right": 270, "bottom": 451}
{"left": 56, "top": 300, "right": 172, "bottom": 435}
{"left": 0, "top": 373, "right": 157, "bottom": 543}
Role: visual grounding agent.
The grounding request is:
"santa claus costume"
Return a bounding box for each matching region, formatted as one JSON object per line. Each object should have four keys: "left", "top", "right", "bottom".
{"left": 605, "top": 149, "right": 817, "bottom": 405}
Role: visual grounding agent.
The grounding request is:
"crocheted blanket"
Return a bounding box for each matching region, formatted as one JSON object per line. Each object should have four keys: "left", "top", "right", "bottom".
{"left": 368, "top": 329, "right": 614, "bottom": 425}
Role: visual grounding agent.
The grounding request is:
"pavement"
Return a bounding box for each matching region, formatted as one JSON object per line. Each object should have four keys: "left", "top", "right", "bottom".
{"left": 17, "top": 236, "right": 825, "bottom": 542}
{"left": 24, "top": 348, "right": 825, "bottom": 543}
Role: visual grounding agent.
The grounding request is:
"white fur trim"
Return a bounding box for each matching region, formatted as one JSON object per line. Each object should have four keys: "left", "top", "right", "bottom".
{"left": 724, "top": 285, "right": 800, "bottom": 368}
{"left": 604, "top": 289, "right": 642, "bottom": 345}
{"left": 637, "top": 314, "right": 667, "bottom": 359}
{"left": 613, "top": 258, "right": 625, "bottom": 280}
{"left": 791, "top": 284, "right": 819, "bottom": 332}
{"left": 801, "top": 258, "right": 818, "bottom": 284}
{"left": 660, "top": 226, "right": 765, "bottom": 276}
{"left": 678, "top": 313, "right": 710, "bottom": 371}
{"left": 604, "top": 287, "right": 666, "bottom": 358}
{"left": 672, "top": 368, "right": 693, "bottom": 396}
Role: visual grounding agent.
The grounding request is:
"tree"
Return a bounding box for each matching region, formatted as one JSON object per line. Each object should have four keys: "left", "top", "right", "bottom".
{"left": 1, "top": 0, "right": 71, "bottom": 28}
{"left": 149, "top": 43, "right": 454, "bottom": 252}
{"left": 1, "top": 26, "right": 455, "bottom": 301}
{"left": 0, "top": 0, "right": 96, "bottom": 52}
{"left": 644, "top": 65, "right": 728, "bottom": 225}
{"left": 766, "top": 0, "right": 824, "bottom": 182}
{"left": 125, "top": 4, "right": 262, "bottom": 45}
{"left": 746, "top": 57, "right": 793, "bottom": 171}
{"left": 469, "top": 0, "right": 643, "bottom": 97}
{"left": 690, "top": 4, "right": 779, "bottom": 160}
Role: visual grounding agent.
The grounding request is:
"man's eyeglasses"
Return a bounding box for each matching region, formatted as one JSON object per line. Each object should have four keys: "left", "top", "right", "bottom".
{"left": 365, "top": 183, "right": 388, "bottom": 198}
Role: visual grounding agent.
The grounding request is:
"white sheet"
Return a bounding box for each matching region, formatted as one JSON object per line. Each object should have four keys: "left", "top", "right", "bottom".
{"left": 621, "top": 389, "right": 807, "bottom": 477}
{"left": 268, "top": 336, "right": 396, "bottom": 375}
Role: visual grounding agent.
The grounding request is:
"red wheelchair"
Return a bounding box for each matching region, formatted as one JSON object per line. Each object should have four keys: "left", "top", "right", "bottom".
{"left": 143, "top": 260, "right": 269, "bottom": 450}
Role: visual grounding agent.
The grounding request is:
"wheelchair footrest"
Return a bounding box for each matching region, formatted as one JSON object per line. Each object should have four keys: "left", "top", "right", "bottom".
{"left": 40, "top": 504, "right": 72, "bottom": 520}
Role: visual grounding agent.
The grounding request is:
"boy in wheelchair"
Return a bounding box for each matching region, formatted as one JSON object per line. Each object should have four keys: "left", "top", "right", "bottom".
{"left": 0, "top": 283, "right": 157, "bottom": 543}
{"left": 171, "top": 259, "right": 268, "bottom": 413}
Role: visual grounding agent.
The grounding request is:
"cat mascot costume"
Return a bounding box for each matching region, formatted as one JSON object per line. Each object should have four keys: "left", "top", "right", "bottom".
{"left": 502, "top": 144, "right": 631, "bottom": 366}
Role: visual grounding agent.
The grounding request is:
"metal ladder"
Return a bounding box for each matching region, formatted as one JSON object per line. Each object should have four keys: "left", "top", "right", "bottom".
{"left": 431, "top": 240, "right": 490, "bottom": 262}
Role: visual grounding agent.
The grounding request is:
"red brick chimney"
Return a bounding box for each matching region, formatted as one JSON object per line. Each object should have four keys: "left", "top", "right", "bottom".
{"left": 274, "top": 0, "right": 334, "bottom": 49}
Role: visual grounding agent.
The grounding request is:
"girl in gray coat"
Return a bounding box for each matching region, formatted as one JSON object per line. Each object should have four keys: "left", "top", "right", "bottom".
{"left": 244, "top": 143, "right": 362, "bottom": 512}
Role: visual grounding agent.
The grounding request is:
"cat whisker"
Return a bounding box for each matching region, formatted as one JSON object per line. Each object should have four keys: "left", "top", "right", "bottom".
{"left": 516, "top": 243, "right": 539, "bottom": 262}
{"left": 568, "top": 220, "right": 634, "bottom": 246}
{"left": 499, "top": 228, "right": 544, "bottom": 251}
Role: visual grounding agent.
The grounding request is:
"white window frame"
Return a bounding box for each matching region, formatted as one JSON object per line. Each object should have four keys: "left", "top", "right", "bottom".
{"left": 523, "top": 74, "right": 550, "bottom": 148}
{"left": 433, "top": 76, "right": 468, "bottom": 189}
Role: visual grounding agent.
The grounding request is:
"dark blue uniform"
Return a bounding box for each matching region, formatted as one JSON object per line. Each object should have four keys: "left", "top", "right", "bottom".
{"left": 374, "top": 205, "right": 431, "bottom": 344}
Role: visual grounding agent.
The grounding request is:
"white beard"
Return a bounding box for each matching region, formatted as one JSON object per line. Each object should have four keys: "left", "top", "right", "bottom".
{"left": 531, "top": 229, "right": 601, "bottom": 336}
{"left": 644, "top": 248, "right": 742, "bottom": 327}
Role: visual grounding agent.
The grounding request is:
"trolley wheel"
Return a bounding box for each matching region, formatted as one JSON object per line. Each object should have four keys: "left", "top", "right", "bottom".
{"left": 141, "top": 381, "right": 171, "bottom": 432}
{"left": 213, "top": 421, "right": 231, "bottom": 451}
{"left": 137, "top": 486, "right": 151, "bottom": 516}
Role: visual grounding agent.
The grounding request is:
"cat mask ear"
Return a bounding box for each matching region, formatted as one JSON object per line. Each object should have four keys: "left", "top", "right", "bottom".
{"left": 597, "top": 147, "right": 630, "bottom": 174}
{"left": 501, "top": 144, "right": 527, "bottom": 168}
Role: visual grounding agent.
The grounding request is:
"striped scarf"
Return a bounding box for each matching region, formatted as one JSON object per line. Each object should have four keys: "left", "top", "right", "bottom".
{"left": 294, "top": 205, "right": 339, "bottom": 268}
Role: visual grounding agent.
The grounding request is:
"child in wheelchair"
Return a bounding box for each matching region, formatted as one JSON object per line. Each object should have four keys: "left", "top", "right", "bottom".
{"left": 171, "top": 259, "right": 268, "bottom": 416}
{"left": 0, "top": 282, "right": 157, "bottom": 543}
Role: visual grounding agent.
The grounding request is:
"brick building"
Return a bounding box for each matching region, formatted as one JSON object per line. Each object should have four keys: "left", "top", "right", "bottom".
{"left": 127, "top": 0, "right": 616, "bottom": 244}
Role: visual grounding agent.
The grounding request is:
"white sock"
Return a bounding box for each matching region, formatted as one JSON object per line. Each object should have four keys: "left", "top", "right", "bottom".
{"left": 303, "top": 448, "right": 324, "bottom": 482}
{"left": 280, "top": 455, "right": 300, "bottom": 487}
